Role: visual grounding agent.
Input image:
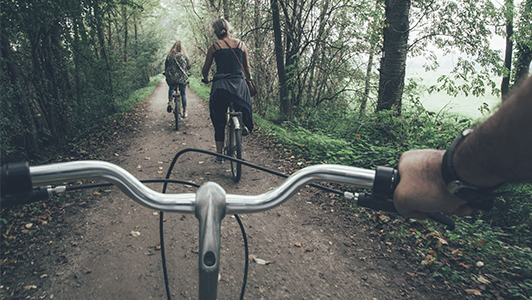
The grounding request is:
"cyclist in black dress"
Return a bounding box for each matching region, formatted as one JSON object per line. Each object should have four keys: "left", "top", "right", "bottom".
{"left": 201, "top": 18, "right": 253, "bottom": 163}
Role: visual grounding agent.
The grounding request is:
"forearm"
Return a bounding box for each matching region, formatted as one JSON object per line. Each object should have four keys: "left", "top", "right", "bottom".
{"left": 202, "top": 48, "right": 214, "bottom": 81}
{"left": 454, "top": 75, "right": 532, "bottom": 186}
{"left": 201, "top": 67, "right": 209, "bottom": 81}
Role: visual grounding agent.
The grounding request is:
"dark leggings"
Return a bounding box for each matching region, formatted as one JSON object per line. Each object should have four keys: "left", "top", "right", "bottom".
{"left": 209, "top": 90, "right": 243, "bottom": 142}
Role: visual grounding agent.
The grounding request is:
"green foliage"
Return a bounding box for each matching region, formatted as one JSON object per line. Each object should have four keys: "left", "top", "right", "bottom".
{"left": 256, "top": 100, "right": 470, "bottom": 169}
{"left": 257, "top": 92, "right": 531, "bottom": 299}
{"left": 0, "top": 0, "right": 165, "bottom": 164}
{"left": 115, "top": 75, "right": 163, "bottom": 112}
{"left": 388, "top": 217, "right": 532, "bottom": 299}
{"left": 479, "top": 183, "right": 532, "bottom": 247}
{"left": 188, "top": 77, "right": 211, "bottom": 102}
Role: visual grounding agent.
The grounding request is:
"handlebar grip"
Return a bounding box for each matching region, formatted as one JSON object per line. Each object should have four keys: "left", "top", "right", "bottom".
{"left": 1, "top": 186, "right": 51, "bottom": 208}
{"left": 357, "top": 193, "right": 397, "bottom": 212}
{"left": 1, "top": 162, "right": 32, "bottom": 197}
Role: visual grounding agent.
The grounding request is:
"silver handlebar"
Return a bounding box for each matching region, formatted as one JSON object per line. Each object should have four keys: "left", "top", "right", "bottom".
{"left": 30, "top": 160, "right": 376, "bottom": 214}
{"left": 29, "top": 160, "right": 381, "bottom": 300}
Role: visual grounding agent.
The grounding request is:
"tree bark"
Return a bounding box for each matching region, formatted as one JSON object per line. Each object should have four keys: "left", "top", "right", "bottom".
{"left": 271, "top": 0, "right": 291, "bottom": 119}
{"left": 376, "top": 0, "right": 410, "bottom": 113}
{"left": 501, "top": 0, "right": 514, "bottom": 101}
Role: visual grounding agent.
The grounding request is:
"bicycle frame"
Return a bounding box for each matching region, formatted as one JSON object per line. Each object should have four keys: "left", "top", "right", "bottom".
{"left": 27, "top": 160, "right": 375, "bottom": 300}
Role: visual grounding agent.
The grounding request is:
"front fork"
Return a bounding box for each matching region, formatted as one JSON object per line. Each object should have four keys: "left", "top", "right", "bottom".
{"left": 194, "top": 182, "right": 227, "bottom": 300}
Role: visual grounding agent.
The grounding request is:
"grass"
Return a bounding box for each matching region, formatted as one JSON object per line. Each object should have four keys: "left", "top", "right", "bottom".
{"left": 115, "top": 74, "right": 164, "bottom": 113}
{"left": 250, "top": 105, "right": 532, "bottom": 299}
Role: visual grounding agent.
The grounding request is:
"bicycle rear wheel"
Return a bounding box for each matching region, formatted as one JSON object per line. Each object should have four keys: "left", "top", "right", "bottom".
{"left": 174, "top": 96, "right": 180, "bottom": 130}
{"left": 229, "top": 127, "right": 242, "bottom": 182}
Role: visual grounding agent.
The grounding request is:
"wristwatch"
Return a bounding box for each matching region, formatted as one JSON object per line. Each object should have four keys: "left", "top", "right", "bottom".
{"left": 441, "top": 128, "right": 503, "bottom": 210}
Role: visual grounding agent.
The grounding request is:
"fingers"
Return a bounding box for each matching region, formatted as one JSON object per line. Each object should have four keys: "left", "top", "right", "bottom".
{"left": 394, "top": 149, "right": 472, "bottom": 220}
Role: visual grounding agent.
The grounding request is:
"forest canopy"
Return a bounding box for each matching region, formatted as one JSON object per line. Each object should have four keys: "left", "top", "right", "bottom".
{"left": 1, "top": 0, "right": 530, "bottom": 163}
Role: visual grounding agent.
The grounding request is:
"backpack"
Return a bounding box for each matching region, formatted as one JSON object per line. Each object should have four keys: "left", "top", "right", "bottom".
{"left": 165, "top": 55, "right": 180, "bottom": 86}
{"left": 165, "top": 53, "right": 189, "bottom": 86}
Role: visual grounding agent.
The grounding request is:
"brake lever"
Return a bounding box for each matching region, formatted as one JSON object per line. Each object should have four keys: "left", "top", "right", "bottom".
{"left": 353, "top": 166, "right": 455, "bottom": 230}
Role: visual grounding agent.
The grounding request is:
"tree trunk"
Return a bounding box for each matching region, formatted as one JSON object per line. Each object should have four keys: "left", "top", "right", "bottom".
{"left": 376, "top": 0, "right": 411, "bottom": 113}
{"left": 124, "top": 5, "right": 128, "bottom": 62}
{"left": 0, "top": 35, "right": 40, "bottom": 153}
{"left": 513, "top": 0, "right": 532, "bottom": 86}
{"left": 93, "top": 0, "right": 115, "bottom": 110}
{"left": 361, "top": 48, "right": 375, "bottom": 115}
{"left": 271, "top": 0, "right": 291, "bottom": 119}
{"left": 501, "top": 0, "right": 514, "bottom": 101}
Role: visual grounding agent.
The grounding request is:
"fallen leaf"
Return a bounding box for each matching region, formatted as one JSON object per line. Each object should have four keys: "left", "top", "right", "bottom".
{"left": 253, "top": 258, "right": 274, "bottom": 265}
{"left": 475, "top": 240, "right": 486, "bottom": 247}
{"left": 465, "top": 289, "right": 482, "bottom": 295}
{"left": 131, "top": 231, "right": 141, "bottom": 237}
{"left": 378, "top": 215, "right": 391, "bottom": 222}
{"left": 295, "top": 242, "right": 302, "bottom": 247}
{"left": 305, "top": 248, "right": 314, "bottom": 252}
{"left": 459, "top": 263, "right": 471, "bottom": 269}
{"left": 477, "top": 275, "right": 491, "bottom": 285}
{"left": 428, "top": 249, "right": 437, "bottom": 256}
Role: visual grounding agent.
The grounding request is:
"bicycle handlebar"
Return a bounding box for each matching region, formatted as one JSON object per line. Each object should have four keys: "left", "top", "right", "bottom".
{"left": 1, "top": 159, "right": 455, "bottom": 300}
{"left": 1, "top": 160, "right": 454, "bottom": 228}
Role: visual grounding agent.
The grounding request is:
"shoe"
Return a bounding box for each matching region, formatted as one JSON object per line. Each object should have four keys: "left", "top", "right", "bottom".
{"left": 214, "top": 156, "right": 224, "bottom": 164}
{"left": 167, "top": 101, "right": 173, "bottom": 113}
{"left": 183, "top": 112, "right": 188, "bottom": 118}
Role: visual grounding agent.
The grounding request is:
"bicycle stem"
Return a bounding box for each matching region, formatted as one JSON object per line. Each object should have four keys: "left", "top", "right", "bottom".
{"left": 195, "top": 182, "right": 226, "bottom": 300}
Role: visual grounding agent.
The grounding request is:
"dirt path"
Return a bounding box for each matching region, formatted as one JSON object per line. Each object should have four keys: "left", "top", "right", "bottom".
{"left": 1, "top": 81, "right": 456, "bottom": 299}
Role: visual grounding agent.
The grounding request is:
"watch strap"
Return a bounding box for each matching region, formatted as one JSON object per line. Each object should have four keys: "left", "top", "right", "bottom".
{"left": 441, "top": 129, "right": 504, "bottom": 209}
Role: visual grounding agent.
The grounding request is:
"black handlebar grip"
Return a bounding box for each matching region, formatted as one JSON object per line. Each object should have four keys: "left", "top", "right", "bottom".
{"left": 1, "top": 162, "right": 32, "bottom": 197}
{"left": 1, "top": 186, "right": 50, "bottom": 208}
{"left": 372, "top": 166, "right": 400, "bottom": 199}
{"left": 357, "top": 193, "right": 397, "bottom": 212}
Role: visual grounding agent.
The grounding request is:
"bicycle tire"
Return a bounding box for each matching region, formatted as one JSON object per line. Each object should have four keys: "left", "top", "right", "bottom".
{"left": 230, "top": 127, "right": 242, "bottom": 182}
{"left": 174, "top": 96, "right": 180, "bottom": 130}
{"left": 225, "top": 121, "right": 234, "bottom": 158}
